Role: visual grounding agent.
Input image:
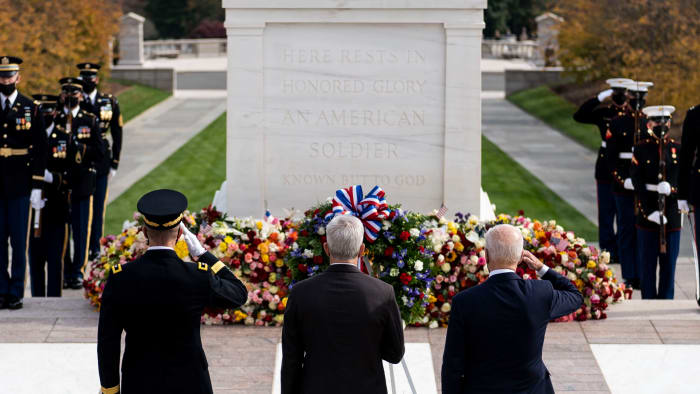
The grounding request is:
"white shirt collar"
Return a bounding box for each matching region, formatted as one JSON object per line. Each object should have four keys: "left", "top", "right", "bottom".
{"left": 489, "top": 268, "right": 515, "bottom": 277}
{"left": 63, "top": 106, "right": 80, "bottom": 118}
{"left": 87, "top": 90, "right": 97, "bottom": 105}
{"left": 0, "top": 90, "right": 18, "bottom": 109}
{"left": 147, "top": 246, "right": 174, "bottom": 251}
{"left": 45, "top": 122, "right": 54, "bottom": 137}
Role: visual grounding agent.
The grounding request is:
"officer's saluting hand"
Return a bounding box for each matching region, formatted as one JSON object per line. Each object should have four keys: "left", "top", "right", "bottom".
{"left": 97, "top": 189, "right": 248, "bottom": 394}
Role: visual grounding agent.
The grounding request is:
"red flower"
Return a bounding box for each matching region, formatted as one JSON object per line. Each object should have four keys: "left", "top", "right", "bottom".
{"left": 437, "top": 294, "right": 445, "bottom": 302}
{"left": 399, "top": 272, "right": 412, "bottom": 285}
{"left": 399, "top": 231, "right": 410, "bottom": 241}
{"left": 300, "top": 230, "right": 309, "bottom": 237}
{"left": 298, "top": 264, "right": 307, "bottom": 273}
{"left": 313, "top": 256, "right": 323, "bottom": 265}
{"left": 384, "top": 246, "right": 394, "bottom": 257}
{"left": 320, "top": 236, "right": 326, "bottom": 243}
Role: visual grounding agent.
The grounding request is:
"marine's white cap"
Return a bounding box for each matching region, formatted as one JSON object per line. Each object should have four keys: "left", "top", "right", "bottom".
{"left": 642, "top": 105, "right": 675, "bottom": 118}
{"left": 606, "top": 78, "right": 634, "bottom": 88}
{"left": 623, "top": 81, "right": 654, "bottom": 92}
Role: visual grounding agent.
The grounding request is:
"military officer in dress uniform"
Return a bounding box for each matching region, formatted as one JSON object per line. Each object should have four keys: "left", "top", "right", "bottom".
{"left": 28, "top": 94, "right": 71, "bottom": 297}
{"left": 573, "top": 78, "right": 633, "bottom": 263}
{"left": 605, "top": 81, "right": 654, "bottom": 289}
{"left": 77, "top": 63, "right": 122, "bottom": 261}
{"left": 630, "top": 105, "right": 681, "bottom": 299}
{"left": 0, "top": 56, "right": 47, "bottom": 310}
{"left": 57, "top": 77, "right": 103, "bottom": 290}
{"left": 678, "top": 104, "right": 700, "bottom": 252}
{"left": 97, "top": 189, "right": 248, "bottom": 394}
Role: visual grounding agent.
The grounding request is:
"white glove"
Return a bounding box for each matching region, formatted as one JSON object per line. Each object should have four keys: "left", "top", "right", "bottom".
{"left": 597, "top": 89, "right": 614, "bottom": 102}
{"left": 110, "top": 168, "right": 117, "bottom": 178}
{"left": 678, "top": 200, "right": 690, "bottom": 213}
{"left": 180, "top": 222, "right": 205, "bottom": 257}
{"left": 647, "top": 211, "right": 667, "bottom": 225}
{"left": 657, "top": 181, "right": 672, "bottom": 196}
{"left": 30, "top": 188, "right": 44, "bottom": 210}
{"left": 43, "top": 169, "right": 53, "bottom": 184}
{"left": 624, "top": 178, "right": 634, "bottom": 190}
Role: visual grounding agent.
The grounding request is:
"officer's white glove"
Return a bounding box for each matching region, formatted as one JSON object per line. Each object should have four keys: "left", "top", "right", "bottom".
{"left": 43, "top": 169, "right": 53, "bottom": 184}
{"left": 657, "top": 181, "right": 672, "bottom": 196}
{"left": 678, "top": 200, "right": 690, "bottom": 214}
{"left": 180, "top": 222, "right": 206, "bottom": 257}
{"left": 624, "top": 178, "right": 634, "bottom": 190}
{"left": 110, "top": 168, "right": 117, "bottom": 178}
{"left": 647, "top": 211, "right": 667, "bottom": 225}
{"left": 597, "top": 89, "right": 614, "bottom": 102}
{"left": 30, "top": 189, "right": 44, "bottom": 210}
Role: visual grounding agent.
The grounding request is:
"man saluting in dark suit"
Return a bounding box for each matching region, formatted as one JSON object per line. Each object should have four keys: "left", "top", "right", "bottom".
{"left": 97, "top": 189, "right": 248, "bottom": 394}
{"left": 281, "top": 215, "right": 405, "bottom": 394}
{"left": 441, "top": 224, "right": 583, "bottom": 394}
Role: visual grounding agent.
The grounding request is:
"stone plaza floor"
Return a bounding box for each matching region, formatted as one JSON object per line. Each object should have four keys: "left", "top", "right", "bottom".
{"left": 1, "top": 297, "right": 699, "bottom": 393}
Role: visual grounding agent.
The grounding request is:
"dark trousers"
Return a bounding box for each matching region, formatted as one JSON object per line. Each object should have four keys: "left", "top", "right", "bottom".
{"left": 29, "top": 208, "right": 67, "bottom": 297}
{"left": 0, "top": 196, "right": 30, "bottom": 299}
{"left": 637, "top": 228, "right": 680, "bottom": 299}
{"left": 89, "top": 173, "right": 109, "bottom": 257}
{"left": 597, "top": 182, "right": 618, "bottom": 260}
{"left": 66, "top": 196, "right": 93, "bottom": 282}
{"left": 614, "top": 194, "right": 641, "bottom": 281}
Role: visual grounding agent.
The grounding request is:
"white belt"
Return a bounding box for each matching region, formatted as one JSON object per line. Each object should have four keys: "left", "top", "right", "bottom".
{"left": 619, "top": 152, "right": 633, "bottom": 159}
{"left": 601, "top": 141, "right": 607, "bottom": 148}
{"left": 646, "top": 184, "right": 658, "bottom": 192}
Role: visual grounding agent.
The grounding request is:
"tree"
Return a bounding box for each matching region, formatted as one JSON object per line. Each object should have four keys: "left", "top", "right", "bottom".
{"left": 0, "top": 0, "right": 121, "bottom": 94}
{"left": 484, "top": 0, "right": 556, "bottom": 39}
{"left": 557, "top": 0, "right": 700, "bottom": 116}
{"left": 144, "top": 0, "right": 224, "bottom": 39}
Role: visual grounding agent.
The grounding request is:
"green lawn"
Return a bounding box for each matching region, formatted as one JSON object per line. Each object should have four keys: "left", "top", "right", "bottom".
{"left": 482, "top": 135, "right": 598, "bottom": 241}
{"left": 113, "top": 80, "right": 171, "bottom": 122}
{"left": 104, "top": 114, "right": 226, "bottom": 235}
{"left": 508, "top": 86, "right": 599, "bottom": 152}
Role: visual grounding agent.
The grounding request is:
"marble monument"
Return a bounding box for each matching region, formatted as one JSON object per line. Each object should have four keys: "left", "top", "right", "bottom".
{"left": 223, "top": 0, "right": 487, "bottom": 216}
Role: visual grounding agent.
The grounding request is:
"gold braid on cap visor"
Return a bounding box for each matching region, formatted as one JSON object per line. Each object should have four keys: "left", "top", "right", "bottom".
{"left": 143, "top": 213, "right": 183, "bottom": 228}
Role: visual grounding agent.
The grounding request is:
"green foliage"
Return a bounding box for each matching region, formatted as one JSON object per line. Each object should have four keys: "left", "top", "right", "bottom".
{"left": 508, "top": 86, "right": 599, "bottom": 151}
{"left": 484, "top": 0, "right": 555, "bottom": 38}
{"left": 144, "top": 0, "right": 224, "bottom": 39}
{"left": 482, "top": 135, "right": 598, "bottom": 241}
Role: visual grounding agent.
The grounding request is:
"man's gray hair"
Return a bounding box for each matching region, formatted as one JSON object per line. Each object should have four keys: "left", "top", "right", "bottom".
{"left": 485, "top": 224, "right": 523, "bottom": 266}
{"left": 326, "top": 215, "right": 364, "bottom": 260}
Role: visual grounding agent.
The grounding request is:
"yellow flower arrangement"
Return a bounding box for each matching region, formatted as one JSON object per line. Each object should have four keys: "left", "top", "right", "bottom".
{"left": 586, "top": 260, "right": 596, "bottom": 269}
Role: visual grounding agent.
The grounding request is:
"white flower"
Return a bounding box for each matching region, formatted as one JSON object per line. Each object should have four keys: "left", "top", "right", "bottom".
{"left": 468, "top": 215, "right": 479, "bottom": 226}
{"left": 383, "top": 220, "right": 392, "bottom": 231}
{"left": 601, "top": 251, "right": 611, "bottom": 264}
{"left": 451, "top": 234, "right": 460, "bottom": 243}
{"left": 548, "top": 220, "right": 557, "bottom": 227}
{"left": 582, "top": 248, "right": 591, "bottom": 257}
{"left": 566, "top": 232, "right": 575, "bottom": 241}
{"left": 438, "top": 216, "right": 447, "bottom": 225}
{"left": 567, "top": 272, "right": 577, "bottom": 281}
{"left": 317, "top": 226, "right": 325, "bottom": 235}
{"left": 292, "top": 242, "right": 299, "bottom": 251}
{"left": 466, "top": 231, "right": 479, "bottom": 243}
{"left": 402, "top": 296, "right": 409, "bottom": 305}
{"left": 414, "top": 260, "right": 424, "bottom": 271}
{"left": 475, "top": 239, "right": 485, "bottom": 249}
{"left": 422, "top": 316, "right": 429, "bottom": 323}
{"left": 410, "top": 228, "right": 420, "bottom": 237}
{"left": 269, "top": 243, "right": 279, "bottom": 253}
{"left": 302, "top": 249, "right": 314, "bottom": 259}
{"left": 560, "top": 252, "right": 568, "bottom": 264}
{"left": 441, "top": 263, "right": 451, "bottom": 273}
{"left": 440, "top": 303, "right": 452, "bottom": 313}
{"left": 438, "top": 254, "right": 445, "bottom": 263}
{"left": 429, "top": 320, "right": 439, "bottom": 329}
{"left": 390, "top": 268, "right": 399, "bottom": 277}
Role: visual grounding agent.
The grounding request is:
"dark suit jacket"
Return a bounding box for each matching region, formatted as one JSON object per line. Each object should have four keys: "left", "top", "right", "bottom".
{"left": 97, "top": 250, "right": 248, "bottom": 394}
{"left": 441, "top": 269, "right": 583, "bottom": 394}
{"left": 281, "top": 263, "right": 405, "bottom": 394}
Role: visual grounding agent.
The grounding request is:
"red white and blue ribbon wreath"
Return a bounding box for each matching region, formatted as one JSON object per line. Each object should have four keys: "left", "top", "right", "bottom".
{"left": 324, "top": 185, "right": 395, "bottom": 242}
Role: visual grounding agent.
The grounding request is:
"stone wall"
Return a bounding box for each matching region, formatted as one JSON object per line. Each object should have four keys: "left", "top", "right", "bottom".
{"left": 505, "top": 69, "right": 572, "bottom": 96}
{"left": 111, "top": 68, "right": 175, "bottom": 92}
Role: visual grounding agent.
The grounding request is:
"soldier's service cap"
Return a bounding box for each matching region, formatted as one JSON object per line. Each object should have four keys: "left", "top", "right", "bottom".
{"left": 623, "top": 81, "right": 654, "bottom": 93}
{"left": 32, "top": 94, "right": 59, "bottom": 111}
{"left": 642, "top": 105, "right": 675, "bottom": 121}
{"left": 0, "top": 56, "right": 22, "bottom": 78}
{"left": 77, "top": 62, "right": 101, "bottom": 75}
{"left": 137, "top": 189, "right": 188, "bottom": 230}
{"left": 606, "top": 78, "right": 634, "bottom": 89}
{"left": 59, "top": 77, "right": 85, "bottom": 93}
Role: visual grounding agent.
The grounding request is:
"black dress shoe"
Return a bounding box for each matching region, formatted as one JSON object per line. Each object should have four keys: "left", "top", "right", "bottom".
{"left": 7, "top": 296, "right": 22, "bottom": 310}
{"left": 0, "top": 295, "right": 7, "bottom": 309}
{"left": 70, "top": 278, "right": 83, "bottom": 290}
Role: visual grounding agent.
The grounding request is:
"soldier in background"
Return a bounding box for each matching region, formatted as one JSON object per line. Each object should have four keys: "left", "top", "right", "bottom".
{"left": 630, "top": 106, "right": 681, "bottom": 299}
{"left": 77, "top": 63, "right": 122, "bottom": 262}
{"left": 678, "top": 104, "right": 700, "bottom": 252}
{"left": 573, "top": 78, "right": 632, "bottom": 264}
{"left": 29, "top": 94, "right": 70, "bottom": 297}
{"left": 605, "top": 81, "right": 653, "bottom": 289}
{"left": 57, "top": 77, "right": 104, "bottom": 290}
{"left": 0, "top": 56, "right": 47, "bottom": 310}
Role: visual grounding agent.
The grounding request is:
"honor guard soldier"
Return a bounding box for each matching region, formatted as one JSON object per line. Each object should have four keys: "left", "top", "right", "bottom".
{"left": 678, "top": 104, "right": 700, "bottom": 252}
{"left": 573, "top": 78, "right": 633, "bottom": 264}
{"left": 97, "top": 189, "right": 248, "bottom": 394}
{"left": 605, "top": 81, "right": 654, "bottom": 289}
{"left": 57, "top": 77, "right": 103, "bottom": 290}
{"left": 630, "top": 106, "right": 681, "bottom": 299}
{"left": 77, "top": 63, "right": 123, "bottom": 261}
{"left": 29, "top": 95, "right": 71, "bottom": 297}
{"left": 0, "top": 56, "right": 47, "bottom": 310}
